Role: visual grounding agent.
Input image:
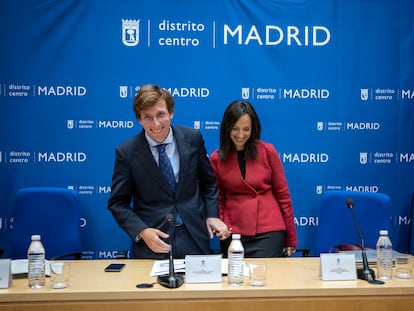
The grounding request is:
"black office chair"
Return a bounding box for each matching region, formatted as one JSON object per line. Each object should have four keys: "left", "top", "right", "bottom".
{"left": 293, "top": 248, "right": 311, "bottom": 257}
{"left": 315, "top": 190, "right": 391, "bottom": 256}
{"left": 11, "top": 187, "right": 82, "bottom": 260}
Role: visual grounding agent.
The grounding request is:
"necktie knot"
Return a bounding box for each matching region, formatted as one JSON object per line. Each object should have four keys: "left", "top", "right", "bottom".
{"left": 157, "top": 144, "right": 166, "bottom": 153}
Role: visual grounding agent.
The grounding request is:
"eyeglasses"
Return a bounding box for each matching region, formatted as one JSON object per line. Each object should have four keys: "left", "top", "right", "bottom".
{"left": 141, "top": 112, "right": 169, "bottom": 123}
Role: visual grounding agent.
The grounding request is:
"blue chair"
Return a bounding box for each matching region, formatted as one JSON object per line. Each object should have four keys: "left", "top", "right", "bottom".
{"left": 11, "top": 187, "right": 82, "bottom": 260}
{"left": 409, "top": 193, "right": 414, "bottom": 255}
{"left": 315, "top": 190, "right": 391, "bottom": 256}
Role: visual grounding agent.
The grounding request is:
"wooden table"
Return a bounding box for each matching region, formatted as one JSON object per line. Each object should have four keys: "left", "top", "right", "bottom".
{"left": 1, "top": 257, "right": 413, "bottom": 311}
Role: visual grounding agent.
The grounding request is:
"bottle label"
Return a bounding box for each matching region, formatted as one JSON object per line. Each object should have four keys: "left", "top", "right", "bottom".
{"left": 28, "top": 252, "right": 45, "bottom": 287}
{"left": 228, "top": 251, "right": 244, "bottom": 284}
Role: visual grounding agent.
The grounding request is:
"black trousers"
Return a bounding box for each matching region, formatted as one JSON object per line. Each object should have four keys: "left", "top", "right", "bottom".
{"left": 132, "top": 225, "right": 206, "bottom": 259}
{"left": 221, "top": 231, "right": 286, "bottom": 258}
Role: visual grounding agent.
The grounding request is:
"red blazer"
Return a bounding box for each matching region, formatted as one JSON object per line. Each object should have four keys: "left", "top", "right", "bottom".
{"left": 210, "top": 141, "right": 297, "bottom": 247}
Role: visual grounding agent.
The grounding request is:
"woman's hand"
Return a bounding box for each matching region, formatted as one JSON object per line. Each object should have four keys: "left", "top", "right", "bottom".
{"left": 206, "top": 218, "right": 232, "bottom": 240}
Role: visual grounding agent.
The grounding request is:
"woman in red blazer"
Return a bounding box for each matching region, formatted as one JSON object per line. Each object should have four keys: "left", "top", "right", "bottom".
{"left": 210, "top": 100, "right": 297, "bottom": 257}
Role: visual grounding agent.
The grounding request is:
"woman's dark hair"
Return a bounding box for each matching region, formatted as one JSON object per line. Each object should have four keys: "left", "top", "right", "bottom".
{"left": 218, "top": 100, "right": 261, "bottom": 160}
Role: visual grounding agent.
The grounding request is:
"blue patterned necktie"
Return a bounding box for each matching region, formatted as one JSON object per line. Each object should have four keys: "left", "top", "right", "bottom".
{"left": 157, "top": 144, "right": 176, "bottom": 194}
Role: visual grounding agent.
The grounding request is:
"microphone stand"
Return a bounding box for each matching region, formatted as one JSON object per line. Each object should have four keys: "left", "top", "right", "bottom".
{"left": 157, "top": 215, "right": 184, "bottom": 289}
{"left": 346, "top": 198, "right": 384, "bottom": 284}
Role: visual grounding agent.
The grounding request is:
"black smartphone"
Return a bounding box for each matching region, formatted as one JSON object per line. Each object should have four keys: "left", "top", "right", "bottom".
{"left": 104, "top": 263, "right": 125, "bottom": 272}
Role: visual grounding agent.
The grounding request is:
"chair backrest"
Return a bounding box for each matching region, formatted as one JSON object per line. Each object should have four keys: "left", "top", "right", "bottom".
{"left": 315, "top": 190, "right": 391, "bottom": 256}
{"left": 409, "top": 193, "right": 414, "bottom": 255}
{"left": 11, "top": 187, "right": 82, "bottom": 260}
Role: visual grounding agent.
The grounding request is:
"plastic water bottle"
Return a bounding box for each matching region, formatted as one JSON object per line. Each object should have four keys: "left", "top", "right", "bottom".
{"left": 376, "top": 229, "right": 393, "bottom": 280}
{"left": 28, "top": 234, "right": 46, "bottom": 288}
{"left": 228, "top": 233, "right": 244, "bottom": 286}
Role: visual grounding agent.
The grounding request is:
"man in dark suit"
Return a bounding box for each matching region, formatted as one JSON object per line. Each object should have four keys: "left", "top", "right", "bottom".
{"left": 108, "top": 84, "right": 230, "bottom": 259}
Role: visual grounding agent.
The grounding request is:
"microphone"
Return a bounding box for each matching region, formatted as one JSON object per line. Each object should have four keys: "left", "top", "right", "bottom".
{"left": 157, "top": 213, "right": 184, "bottom": 288}
{"left": 346, "top": 198, "right": 384, "bottom": 284}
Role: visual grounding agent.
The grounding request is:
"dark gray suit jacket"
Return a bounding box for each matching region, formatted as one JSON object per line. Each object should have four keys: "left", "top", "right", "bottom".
{"left": 108, "top": 126, "right": 219, "bottom": 258}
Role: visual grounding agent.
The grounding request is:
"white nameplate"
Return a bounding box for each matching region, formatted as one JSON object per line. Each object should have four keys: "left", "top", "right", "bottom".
{"left": 0, "top": 259, "right": 12, "bottom": 288}
{"left": 185, "top": 254, "right": 222, "bottom": 283}
{"left": 320, "top": 253, "right": 357, "bottom": 281}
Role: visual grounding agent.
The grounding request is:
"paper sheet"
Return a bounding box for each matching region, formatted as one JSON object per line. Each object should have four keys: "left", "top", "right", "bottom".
{"left": 150, "top": 258, "right": 248, "bottom": 276}
{"left": 11, "top": 259, "right": 51, "bottom": 276}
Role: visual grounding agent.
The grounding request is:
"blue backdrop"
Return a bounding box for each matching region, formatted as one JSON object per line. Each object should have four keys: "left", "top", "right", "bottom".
{"left": 1, "top": 0, "right": 413, "bottom": 258}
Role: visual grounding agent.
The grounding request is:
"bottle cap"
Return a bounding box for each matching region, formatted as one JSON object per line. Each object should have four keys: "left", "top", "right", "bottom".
{"left": 232, "top": 233, "right": 241, "bottom": 239}
{"left": 31, "top": 234, "right": 41, "bottom": 240}
{"left": 379, "top": 230, "right": 388, "bottom": 235}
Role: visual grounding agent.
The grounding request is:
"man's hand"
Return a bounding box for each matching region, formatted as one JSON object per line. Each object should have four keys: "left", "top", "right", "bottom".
{"left": 206, "top": 217, "right": 232, "bottom": 240}
{"left": 139, "top": 228, "right": 170, "bottom": 253}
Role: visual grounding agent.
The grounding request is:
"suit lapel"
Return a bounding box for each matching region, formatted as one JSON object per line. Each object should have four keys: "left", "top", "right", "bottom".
{"left": 173, "top": 127, "right": 190, "bottom": 197}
